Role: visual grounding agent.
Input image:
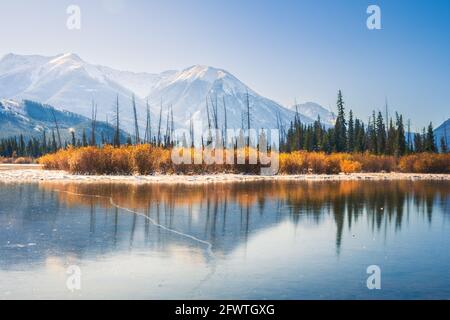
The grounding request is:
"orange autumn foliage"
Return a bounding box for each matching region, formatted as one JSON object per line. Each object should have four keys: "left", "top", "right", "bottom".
{"left": 38, "top": 145, "right": 450, "bottom": 175}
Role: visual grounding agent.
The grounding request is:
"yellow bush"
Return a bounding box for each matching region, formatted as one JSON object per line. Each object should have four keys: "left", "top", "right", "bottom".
{"left": 39, "top": 148, "right": 71, "bottom": 170}
{"left": 110, "top": 146, "right": 133, "bottom": 174}
{"left": 399, "top": 153, "right": 450, "bottom": 173}
{"left": 340, "top": 159, "right": 362, "bottom": 173}
{"left": 38, "top": 146, "right": 450, "bottom": 175}
{"left": 352, "top": 153, "right": 396, "bottom": 172}
{"left": 68, "top": 147, "right": 105, "bottom": 174}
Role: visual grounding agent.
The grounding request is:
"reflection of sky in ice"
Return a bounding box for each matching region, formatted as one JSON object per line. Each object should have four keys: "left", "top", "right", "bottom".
{"left": 0, "top": 181, "right": 449, "bottom": 299}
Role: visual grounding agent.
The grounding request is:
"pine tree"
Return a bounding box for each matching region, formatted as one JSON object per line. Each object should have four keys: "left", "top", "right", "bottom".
{"left": 425, "top": 122, "right": 437, "bottom": 152}
{"left": 19, "top": 134, "right": 25, "bottom": 156}
{"left": 347, "top": 110, "right": 355, "bottom": 152}
{"left": 376, "top": 112, "right": 386, "bottom": 154}
{"left": 368, "top": 115, "right": 377, "bottom": 154}
{"left": 70, "top": 129, "right": 76, "bottom": 146}
{"left": 51, "top": 130, "right": 57, "bottom": 152}
{"left": 386, "top": 119, "right": 396, "bottom": 155}
{"left": 394, "top": 113, "right": 406, "bottom": 156}
{"left": 354, "top": 119, "right": 364, "bottom": 152}
{"left": 334, "top": 90, "right": 347, "bottom": 152}
{"left": 42, "top": 130, "right": 47, "bottom": 154}
{"left": 82, "top": 129, "right": 88, "bottom": 147}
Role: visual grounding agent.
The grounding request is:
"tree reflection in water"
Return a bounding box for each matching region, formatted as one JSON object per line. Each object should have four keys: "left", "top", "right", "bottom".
{"left": 38, "top": 180, "right": 449, "bottom": 255}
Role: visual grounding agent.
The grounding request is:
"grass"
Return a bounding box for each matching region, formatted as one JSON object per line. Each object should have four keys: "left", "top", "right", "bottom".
{"left": 38, "top": 145, "right": 450, "bottom": 175}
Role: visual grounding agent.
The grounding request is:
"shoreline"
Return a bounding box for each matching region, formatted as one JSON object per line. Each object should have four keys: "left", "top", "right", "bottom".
{"left": 0, "top": 166, "right": 449, "bottom": 184}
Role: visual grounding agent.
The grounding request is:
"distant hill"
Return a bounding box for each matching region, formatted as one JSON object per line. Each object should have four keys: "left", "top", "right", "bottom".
{"left": 0, "top": 99, "right": 128, "bottom": 143}
{"left": 434, "top": 118, "right": 450, "bottom": 151}
{"left": 287, "top": 102, "right": 336, "bottom": 126}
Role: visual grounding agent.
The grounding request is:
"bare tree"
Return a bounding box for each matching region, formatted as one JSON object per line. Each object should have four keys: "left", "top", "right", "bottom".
{"left": 157, "top": 99, "right": 163, "bottom": 146}
{"left": 144, "top": 99, "right": 151, "bottom": 144}
{"left": 164, "top": 108, "right": 170, "bottom": 146}
{"left": 246, "top": 89, "right": 251, "bottom": 146}
{"left": 132, "top": 94, "right": 140, "bottom": 144}
{"left": 189, "top": 113, "right": 194, "bottom": 148}
{"left": 205, "top": 98, "right": 212, "bottom": 145}
{"left": 113, "top": 95, "right": 121, "bottom": 147}
{"left": 223, "top": 96, "right": 228, "bottom": 148}
{"left": 170, "top": 104, "right": 174, "bottom": 146}
{"left": 90, "top": 100, "right": 97, "bottom": 146}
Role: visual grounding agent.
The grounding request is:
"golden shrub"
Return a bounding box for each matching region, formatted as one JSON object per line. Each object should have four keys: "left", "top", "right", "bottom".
{"left": 38, "top": 146, "right": 450, "bottom": 175}
{"left": 352, "top": 153, "right": 396, "bottom": 172}
{"left": 340, "top": 159, "right": 362, "bottom": 174}
{"left": 399, "top": 153, "right": 450, "bottom": 173}
{"left": 68, "top": 147, "right": 105, "bottom": 174}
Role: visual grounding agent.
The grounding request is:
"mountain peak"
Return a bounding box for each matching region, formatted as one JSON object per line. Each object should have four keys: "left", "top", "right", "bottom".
{"left": 49, "top": 53, "right": 84, "bottom": 66}
{"left": 175, "top": 65, "right": 228, "bottom": 83}
{"left": 290, "top": 101, "right": 337, "bottom": 124}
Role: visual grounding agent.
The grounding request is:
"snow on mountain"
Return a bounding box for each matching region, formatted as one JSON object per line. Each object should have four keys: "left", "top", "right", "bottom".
{"left": 0, "top": 99, "right": 128, "bottom": 142}
{"left": 0, "top": 53, "right": 322, "bottom": 136}
{"left": 0, "top": 53, "right": 156, "bottom": 133}
{"left": 434, "top": 118, "right": 450, "bottom": 151}
{"left": 147, "top": 65, "right": 313, "bottom": 131}
{"left": 96, "top": 65, "right": 176, "bottom": 98}
{"left": 288, "top": 102, "right": 336, "bottom": 125}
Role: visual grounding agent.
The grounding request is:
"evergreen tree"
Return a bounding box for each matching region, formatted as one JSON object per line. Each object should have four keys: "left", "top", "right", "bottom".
{"left": 354, "top": 119, "right": 365, "bottom": 152}
{"left": 82, "top": 129, "right": 88, "bottom": 147}
{"left": 394, "top": 113, "right": 406, "bottom": 156}
{"left": 42, "top": 130, "right": 47, "bottom": 154}
{"left": 425, "top": 122, "right": 437, "bottom": 152}
{"left": 386, "top": 119, "right": 396, "bottom": 155}
{"left": 51, "top": 130, "right": 57, "bottom": 152}
{"left": 368, "top": 114, "right": 377, "bottom": 154}
{"left": 19, "top": 134, "right": 26, "bottom": 156}
{"left": 376, "top": 112, "right": 386, "bottom": 154}
{"left": 347, "top": 110, "right": 355, "bottom": 152}
{"left": 334, "top": 90, "right": 347, "bottom": 152}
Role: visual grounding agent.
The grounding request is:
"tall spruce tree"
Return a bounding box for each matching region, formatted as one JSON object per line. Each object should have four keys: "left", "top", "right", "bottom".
{"left": 347, "top": 110, "right": 355, "bottom": 152}
{"left": 394, "top": 113, "right": 406, "bottom": 156}
{"left": 334, "top": 90, "right": 347, "bottom": 152}
{"left": 425, "top": 122, "right": 437, "bottom": 152}
{"left": 376, "top": 112, "right": 386, "bottom": 154}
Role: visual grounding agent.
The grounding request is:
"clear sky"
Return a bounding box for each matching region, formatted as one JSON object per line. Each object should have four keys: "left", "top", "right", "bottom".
{"left": 0, "top": 0, "right": 449, "bottom": 129}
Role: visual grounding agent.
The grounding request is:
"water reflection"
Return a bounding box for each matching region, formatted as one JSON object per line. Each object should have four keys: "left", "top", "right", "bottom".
{"left": 0, "top": 180, "right": 449, "bottom": 299}
{"left": 47, "top": 181, "right": 450, "bottom": 252}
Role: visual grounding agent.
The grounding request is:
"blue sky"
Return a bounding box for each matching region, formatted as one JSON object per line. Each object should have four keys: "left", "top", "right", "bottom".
{"left": 0, "top": 0, "right": 449, "bottom": 128}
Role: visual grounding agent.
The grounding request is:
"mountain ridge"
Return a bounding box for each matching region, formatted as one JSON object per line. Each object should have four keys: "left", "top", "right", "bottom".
{"left": 0, "top": 53, "right": 336, "bottom": 135}
{"left": 0, "top": 98, "right": 128, "bottom": 142}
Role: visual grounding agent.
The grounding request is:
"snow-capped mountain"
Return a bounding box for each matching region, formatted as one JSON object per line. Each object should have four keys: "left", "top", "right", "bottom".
{"left": 0, "top": 99, "right": 128, "bottom": 142}
{"left": 288, "top": 102, "right": 336, "bottom": 125}
{"left": 146, "top": 65, "right": 314, "bottom": 130}
{"left": 0, "top": 53, "right": 147, "bottom": 133}
{"left": 0, "top": 53, "right": 331, "bottom": 136}
{"left": 434, "top": 118, "right": 450, "bottom": 151}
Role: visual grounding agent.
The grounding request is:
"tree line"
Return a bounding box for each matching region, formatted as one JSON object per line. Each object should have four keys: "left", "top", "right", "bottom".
{"left": 1, "top": 90, "right": 448, "bottom": 159}
{"left": 280, "top": 90, "right": 447, "bottom": 155}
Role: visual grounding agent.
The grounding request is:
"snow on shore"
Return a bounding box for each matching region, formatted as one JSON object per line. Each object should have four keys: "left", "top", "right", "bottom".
{"left": 0, "top": 166, "right": 449, "bottom": 185}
